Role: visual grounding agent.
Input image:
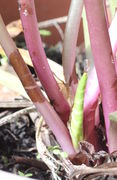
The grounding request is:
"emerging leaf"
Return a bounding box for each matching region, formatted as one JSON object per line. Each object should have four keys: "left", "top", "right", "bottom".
{"left": 70, "top": 73, "right": 87, "bottom": 150}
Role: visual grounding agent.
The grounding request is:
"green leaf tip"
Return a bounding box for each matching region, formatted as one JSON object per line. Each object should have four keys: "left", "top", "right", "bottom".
{"left": 70, "top": 73, "right": 88, "bottom": 150}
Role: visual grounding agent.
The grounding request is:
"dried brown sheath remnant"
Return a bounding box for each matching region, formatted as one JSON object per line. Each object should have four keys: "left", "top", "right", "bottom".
{"left": 9, "top": 50, "right": 45, "bottom": 103}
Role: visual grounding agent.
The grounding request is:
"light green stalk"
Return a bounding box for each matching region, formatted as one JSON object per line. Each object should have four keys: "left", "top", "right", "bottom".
{"left": 70, "top": 73, "right": 87, "bottom": 150}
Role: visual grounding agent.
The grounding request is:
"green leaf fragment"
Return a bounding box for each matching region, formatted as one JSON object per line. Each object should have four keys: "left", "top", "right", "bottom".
{"left": 48, "top": 145, "right": 68, "bottom": 158}
{"left": 48, "top": 145, "right": 60, "bottom": 151}
{"left": 0, "top": 55, "right": 8, "bottom": 65}
{"left": 109, "top": 0, "right": 117, "bottom": 18}
{"left": 60, "top": 151, "right": 68, "bottom": 158}
{"left": 39, "top": 29, "right": 51, "bottom": 36}
{"left": 25, "top": 173, "right": 33, "bottom": 177}
{"left": 53, "top": 149, "right": 61, "bottom": 155}
{"left": 36, "top": 153, "right": 40, "bottom": 160}
{"left": 109, "top": 111, "right": 117, "bottom": 122}
{"left": 18, "top": 171, "right": 25, "bottom": 177}
{"left": 18, "top": 171, "right": 33, "bottom": 177}
{"left": 70, "top": 73, "right": 87, "bottom": 150}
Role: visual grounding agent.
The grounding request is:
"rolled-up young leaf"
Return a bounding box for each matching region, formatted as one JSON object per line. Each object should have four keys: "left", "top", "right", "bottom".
{"left": 70, "top": 73, "right": 87, "bottom": 150}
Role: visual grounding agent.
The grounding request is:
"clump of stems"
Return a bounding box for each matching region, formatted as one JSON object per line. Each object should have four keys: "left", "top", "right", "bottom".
{"left": 1, "top": 0, "right": 117, "bottom": 160}
{"left": 0, "top": 14, "right": 75, "bottom": 155}
{"left": 84, "top": 0, "right": 117, "bottom": 152}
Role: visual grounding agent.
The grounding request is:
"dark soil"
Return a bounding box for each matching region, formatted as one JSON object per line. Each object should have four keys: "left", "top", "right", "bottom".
{"left": 0, "top": 112, "right": 51, "bottom": 179}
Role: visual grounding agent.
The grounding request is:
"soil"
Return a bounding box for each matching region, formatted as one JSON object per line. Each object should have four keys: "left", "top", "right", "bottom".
{"left": 0, "top": 113, "right": 50, "bottom": 179}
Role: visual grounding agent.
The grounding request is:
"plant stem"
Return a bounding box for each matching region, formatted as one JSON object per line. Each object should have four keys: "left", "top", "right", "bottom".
{"left": 0, "top": 14, "right": 75, "bottom": 155}
{"left": 62, "top": 0, "right": 83, "bottom": 93}
{"left": 82, "top": 7, "right": 100, "bottom": 150}
{"left": 17, "top": 0, "right": 70, "bottom": 124}
{"left": 83, "top": 10, "right": 117, "bottom": 150}
{"left": 83, "top": 68, "right": 100, "bottom": 150}
{"left": 84, "top": 0, "right": 117, "bottom": 152}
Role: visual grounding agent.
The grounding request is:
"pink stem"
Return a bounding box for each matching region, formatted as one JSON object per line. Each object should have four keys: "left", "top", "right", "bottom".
{"left": 84, "top": 0, "right": 117, "bottom": 152}
{"left": 18, "top": 0, "right": 70, "bottom": 124}
{"left": 0, "top": 14, "right": 75, "bottom": 155}
{"left": 35, "top": 101, "right": 75, "bottom": 155}
{"left": 83, "top": 68, "right": 100, "bottom": 150}
{"left": 84, "top": 8, "right": 117, "bottom": 150}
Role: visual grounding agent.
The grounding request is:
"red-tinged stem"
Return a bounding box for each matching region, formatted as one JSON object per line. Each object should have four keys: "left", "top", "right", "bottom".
{"left": 62, "top": 0, "right": 83, "bottom": 95}
{"left": 0, "top": 15, "right": 75, "bottom": 155}
{"left": 10, "top": 50, "right": 75, "bottom": 155}
{"left": 84, "top": 10, "right": 117, "bottom": 150}
{"left": 84, "top": 69, "right": 100, "bottom": 115}
{"left": 17, "top": 0, "right": 70, "bottom": 124}
{"left": 83, "top": 68, "right": 100, "bottom": 151}
{"left": 84, "top": 0, "right": 117, "bottom": 152}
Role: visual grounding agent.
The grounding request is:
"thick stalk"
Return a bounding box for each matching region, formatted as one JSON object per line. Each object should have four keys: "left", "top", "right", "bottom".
{"left": 83, "top": 68, "right": 100, "bottom": 150}
{"left": 0, "top": 15, "right": 75, "bottom": 155}
{"left": 18, "top": 0, "right": 70, "bottom": 124}
{"left": 62, "top": 0, "right": 83, "bottom": 91}
{"left": 84, "top": 0, "right": 117, "bottom": 152}
{"left": 84, "top": 10, "right": 117, "bottom": 149}
{"left": 82, "top": 5, "right": 100, "bottom": 149}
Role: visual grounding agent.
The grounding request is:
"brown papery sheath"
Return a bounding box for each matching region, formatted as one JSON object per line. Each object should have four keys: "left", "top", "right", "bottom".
{"left": 9, "top": 50, "right": 45, "bottom": 103}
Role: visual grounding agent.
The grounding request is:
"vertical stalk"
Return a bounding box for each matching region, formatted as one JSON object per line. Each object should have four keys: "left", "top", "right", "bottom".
{"left": 62, "top": 0, "right": 83, "bottom": 94}
{"left": 18, "top": 0, "right": 70, "bottom": 124}
{"left": 83, "top": 68, "right": 100, "bottom": 150}
{"left": 84, "top": 0, "right": 117, "bottom": 152}
{"left": 83, "top": 9, "right": 117, "bottom": 150}
{"left": 0, "top": 14, "right": 75, "bottom": 155}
